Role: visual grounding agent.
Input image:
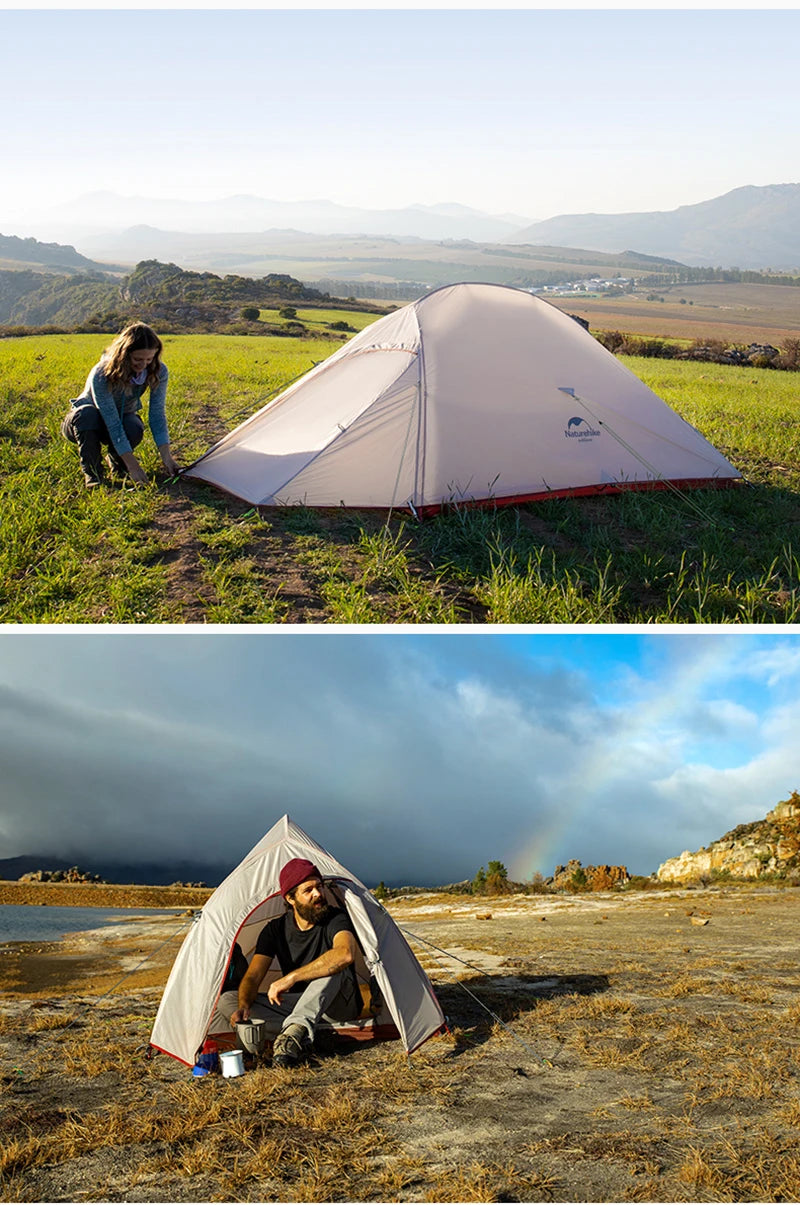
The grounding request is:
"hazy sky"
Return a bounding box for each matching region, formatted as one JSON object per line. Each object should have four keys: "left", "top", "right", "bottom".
{"left": 1, "top": 630, "right": 798, "bottom": 885}
{"left": 2, "top": 8, "right": 799, "bottom": 228}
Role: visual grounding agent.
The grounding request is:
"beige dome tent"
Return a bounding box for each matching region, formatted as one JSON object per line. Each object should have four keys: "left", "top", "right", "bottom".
{"left": 184, "top": 282, "right": 740, "bottom": 514}
{"left": 149, "top": 815, "right": 445, "bottom": 1066}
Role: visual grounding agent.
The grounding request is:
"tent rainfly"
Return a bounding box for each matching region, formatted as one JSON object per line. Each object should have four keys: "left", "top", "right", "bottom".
{"left": 184, "top": 282, "right": 741, "bottom": 514}
{"left": 149, "top": 815, "right": 445, "bottom": 1066}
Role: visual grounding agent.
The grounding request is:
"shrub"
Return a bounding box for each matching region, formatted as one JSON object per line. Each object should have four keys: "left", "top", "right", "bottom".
{"left": 778, "top": 338, "right": 800, "bottom": 370}
{"left": 528, "top": 872, "right": 551, "bottom": 895}
{"left": 570, "top": 866, "right": 588, "bottom": 891}
{"left": 621, "top": 337, "right": 676, "bottom": 359}
{"left": 596, "top": 330, "right": 625, "bottom": 353}
{"left": 485, "top": 872, "right": 511, "bottom": 896}
{"left": 240, "top": 306, "right": 260, "bottom": 322}
{"left": 279, "top": 306, "right": 298, "bottom": 320}
{"left": 622, "top": 875, "right": 661, "bottom": 891}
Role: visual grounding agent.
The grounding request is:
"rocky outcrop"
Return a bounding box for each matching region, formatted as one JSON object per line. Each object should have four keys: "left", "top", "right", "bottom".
{"left": 657, "top": 792, "right": 800, "bottom": 883}
{"left": 19, "top": 866, "right": 106, "bottom": 884}
{"left": 549, "top": 860, "right": 630, "bottom": 891}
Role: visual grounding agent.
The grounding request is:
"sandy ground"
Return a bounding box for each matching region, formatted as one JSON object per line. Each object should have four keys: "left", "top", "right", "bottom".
{"left": 2, "top": 885, "right": 800, "bottom": 1202}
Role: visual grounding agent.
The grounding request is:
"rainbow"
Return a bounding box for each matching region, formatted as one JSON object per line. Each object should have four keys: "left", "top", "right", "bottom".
{"left": 508, "top": 635, "right": 747, "bottom": 880}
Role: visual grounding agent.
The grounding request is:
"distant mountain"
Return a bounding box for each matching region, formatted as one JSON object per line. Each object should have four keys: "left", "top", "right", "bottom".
{"left": 38, "top": 191, "right": 533, "bottom": 244}
{"left": 512, "top": 184, "right": 800, "bottom": 270}
{"left": 13, "top": 185, "right": 800, "bottom": 269}
{"left": 0, "top": 231, "right": 116, "bottom": 274}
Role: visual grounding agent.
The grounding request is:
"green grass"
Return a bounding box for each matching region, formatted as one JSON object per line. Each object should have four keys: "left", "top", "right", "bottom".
{"left": 2, "top": 332, "right": 799, "bottom": 623}
{"left": 257, "top": 306, "right": 382, "bottom": 335}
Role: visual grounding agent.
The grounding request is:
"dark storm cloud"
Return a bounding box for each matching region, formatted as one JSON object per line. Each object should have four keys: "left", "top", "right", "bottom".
{"left": 0, "top": 635, "right": 600, "bottom": 882}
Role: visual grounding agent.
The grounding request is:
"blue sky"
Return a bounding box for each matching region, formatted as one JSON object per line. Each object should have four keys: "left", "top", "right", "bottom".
{"left": 2, "top": 8, "right": 799, "bottom": 226}
{"left": 1, "top": 630, "right": 798, "bottom": 884}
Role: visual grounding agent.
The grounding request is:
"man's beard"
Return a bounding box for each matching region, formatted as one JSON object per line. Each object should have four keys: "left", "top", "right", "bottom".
{"left": 294, "top": 899, "right": 331, "bottom": 925}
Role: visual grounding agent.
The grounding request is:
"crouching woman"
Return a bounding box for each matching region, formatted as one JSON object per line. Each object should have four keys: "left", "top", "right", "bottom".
{"left": 61, "top": 323, "right": 180, "bottom": 488}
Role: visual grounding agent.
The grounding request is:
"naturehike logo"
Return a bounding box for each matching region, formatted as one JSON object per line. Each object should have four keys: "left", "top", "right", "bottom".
{"left": 565, "top": 416, "right": 601, "bottom": 441}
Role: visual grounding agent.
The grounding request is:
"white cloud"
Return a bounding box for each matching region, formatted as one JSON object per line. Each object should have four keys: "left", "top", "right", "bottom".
{"left": 740, "top": 646, "right": 800, "bottom": 688}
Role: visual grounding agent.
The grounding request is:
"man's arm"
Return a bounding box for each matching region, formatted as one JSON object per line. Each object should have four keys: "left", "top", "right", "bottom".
{"left": 230, "top": 953, "right": 272, "bottom": 1025}
{"left": 267, "top": 930, "right": 356, "bottom": 1006}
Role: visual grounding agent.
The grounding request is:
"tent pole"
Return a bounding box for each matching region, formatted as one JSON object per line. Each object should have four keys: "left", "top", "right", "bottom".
{"left": 558, "top": 387, "right": 726, "bottom": 526}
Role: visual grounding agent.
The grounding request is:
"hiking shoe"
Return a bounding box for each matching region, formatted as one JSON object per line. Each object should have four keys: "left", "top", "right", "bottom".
{"left": 105, "top": 452, "right": 127, "bottom": 478}
{"left": 273, "top": 1024, "right": 310, "bottom": 1068}
{"left": 83, "top": 470, "right": 103, "bottom": 488}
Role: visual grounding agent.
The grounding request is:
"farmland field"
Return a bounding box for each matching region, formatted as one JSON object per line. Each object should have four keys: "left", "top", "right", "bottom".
{"left": 550, "top": 282, "right": 800, "bottom": 346}
{"left": 2, "top": 327, "right": 799, "bottom": 624}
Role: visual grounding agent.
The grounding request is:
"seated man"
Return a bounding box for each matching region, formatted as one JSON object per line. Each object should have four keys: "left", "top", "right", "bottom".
{"left": 220, "top": 858, "right": 361, "bottom": 1068}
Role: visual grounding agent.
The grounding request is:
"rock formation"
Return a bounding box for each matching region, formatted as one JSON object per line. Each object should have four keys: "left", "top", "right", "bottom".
{"left": 19, "top": 866, "right": 106, "bottom": 884}
{"left": 656, "top": 792, "right": 800, "bottom": 883}
{"left": 549, "top": 860, "right": 630, "bottom": 891}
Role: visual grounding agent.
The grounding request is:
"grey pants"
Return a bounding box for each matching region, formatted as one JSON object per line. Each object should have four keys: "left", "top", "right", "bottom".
{"left": 219, "top": 970, "right": 361, "bottom": 1042}
{"left": 62, "top": 406, "right": 144, "bottom": 478}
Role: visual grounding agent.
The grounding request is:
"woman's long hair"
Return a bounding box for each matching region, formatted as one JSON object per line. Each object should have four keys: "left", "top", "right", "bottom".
{"left": 102, "top": 323, "right": 163, "bottom": 391}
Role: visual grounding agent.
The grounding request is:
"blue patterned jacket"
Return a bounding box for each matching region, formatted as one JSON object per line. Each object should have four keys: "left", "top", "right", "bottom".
{"left": 70, "top": 359, "right": 170, "bottom": 455}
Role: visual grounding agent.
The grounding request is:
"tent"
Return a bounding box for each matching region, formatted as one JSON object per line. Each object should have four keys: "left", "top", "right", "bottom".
{"left": 184, "top": 282, "right": 741, "bottom": 514}
{"left": 149, "top": 815, "right": 445, "bottom": 1066}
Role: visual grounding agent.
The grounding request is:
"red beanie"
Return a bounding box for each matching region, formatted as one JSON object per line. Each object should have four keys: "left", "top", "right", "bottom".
{"left": 279, "top": 858, "right": 322, "bottom": 898}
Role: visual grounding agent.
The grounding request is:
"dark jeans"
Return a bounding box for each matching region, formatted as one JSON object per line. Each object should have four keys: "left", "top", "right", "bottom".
{"left": 61, "top": 406, "right": 144, "bottom": 480}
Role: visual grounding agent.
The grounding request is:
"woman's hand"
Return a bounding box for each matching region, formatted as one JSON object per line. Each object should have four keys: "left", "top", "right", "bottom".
{"left": 121, "top": 452, "right": 148, "bottom": 484}
{"left": 159, "top": 444, "right": 181, "bottom": 476}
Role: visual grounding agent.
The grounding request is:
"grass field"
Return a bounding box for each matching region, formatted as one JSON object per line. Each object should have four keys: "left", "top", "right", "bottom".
{"left": 256, "top": 308, "right": 383, "bottom": 335}
{"left": 2, "top": 885, "right": 799, "bottom": 1202}
{"left": 2, "top": 327, "right": 799, "bottom": 624}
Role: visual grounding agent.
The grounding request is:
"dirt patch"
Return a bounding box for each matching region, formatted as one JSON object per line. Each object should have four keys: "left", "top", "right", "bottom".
{"left": 2, "top": 887, "right": 800, "bottom": 1202}
{"left": 146, "top": 487, "right": 213, "bottom": 623}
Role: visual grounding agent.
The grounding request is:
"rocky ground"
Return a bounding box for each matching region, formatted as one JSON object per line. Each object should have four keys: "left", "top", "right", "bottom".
{"left": 1, "top": 884, "right": 800, "bottom": 1202}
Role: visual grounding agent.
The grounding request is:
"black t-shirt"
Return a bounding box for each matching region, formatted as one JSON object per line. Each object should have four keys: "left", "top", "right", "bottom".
{"left": 255, "top": 907, "right": 358, "bottom": 990}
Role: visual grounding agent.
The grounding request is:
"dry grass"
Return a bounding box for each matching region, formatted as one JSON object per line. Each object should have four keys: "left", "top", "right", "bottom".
{"left": 425, "top": 1160, "right": 557, "bottom": 1202}
{"left": 676, "top": 1131, "right": 800, "bottom": 1201}
{"left": 0, "top": 880, "right": 212, "bottom": 909}
{"left": 3, "top": 886, "right": 800, "bottom": 1201}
